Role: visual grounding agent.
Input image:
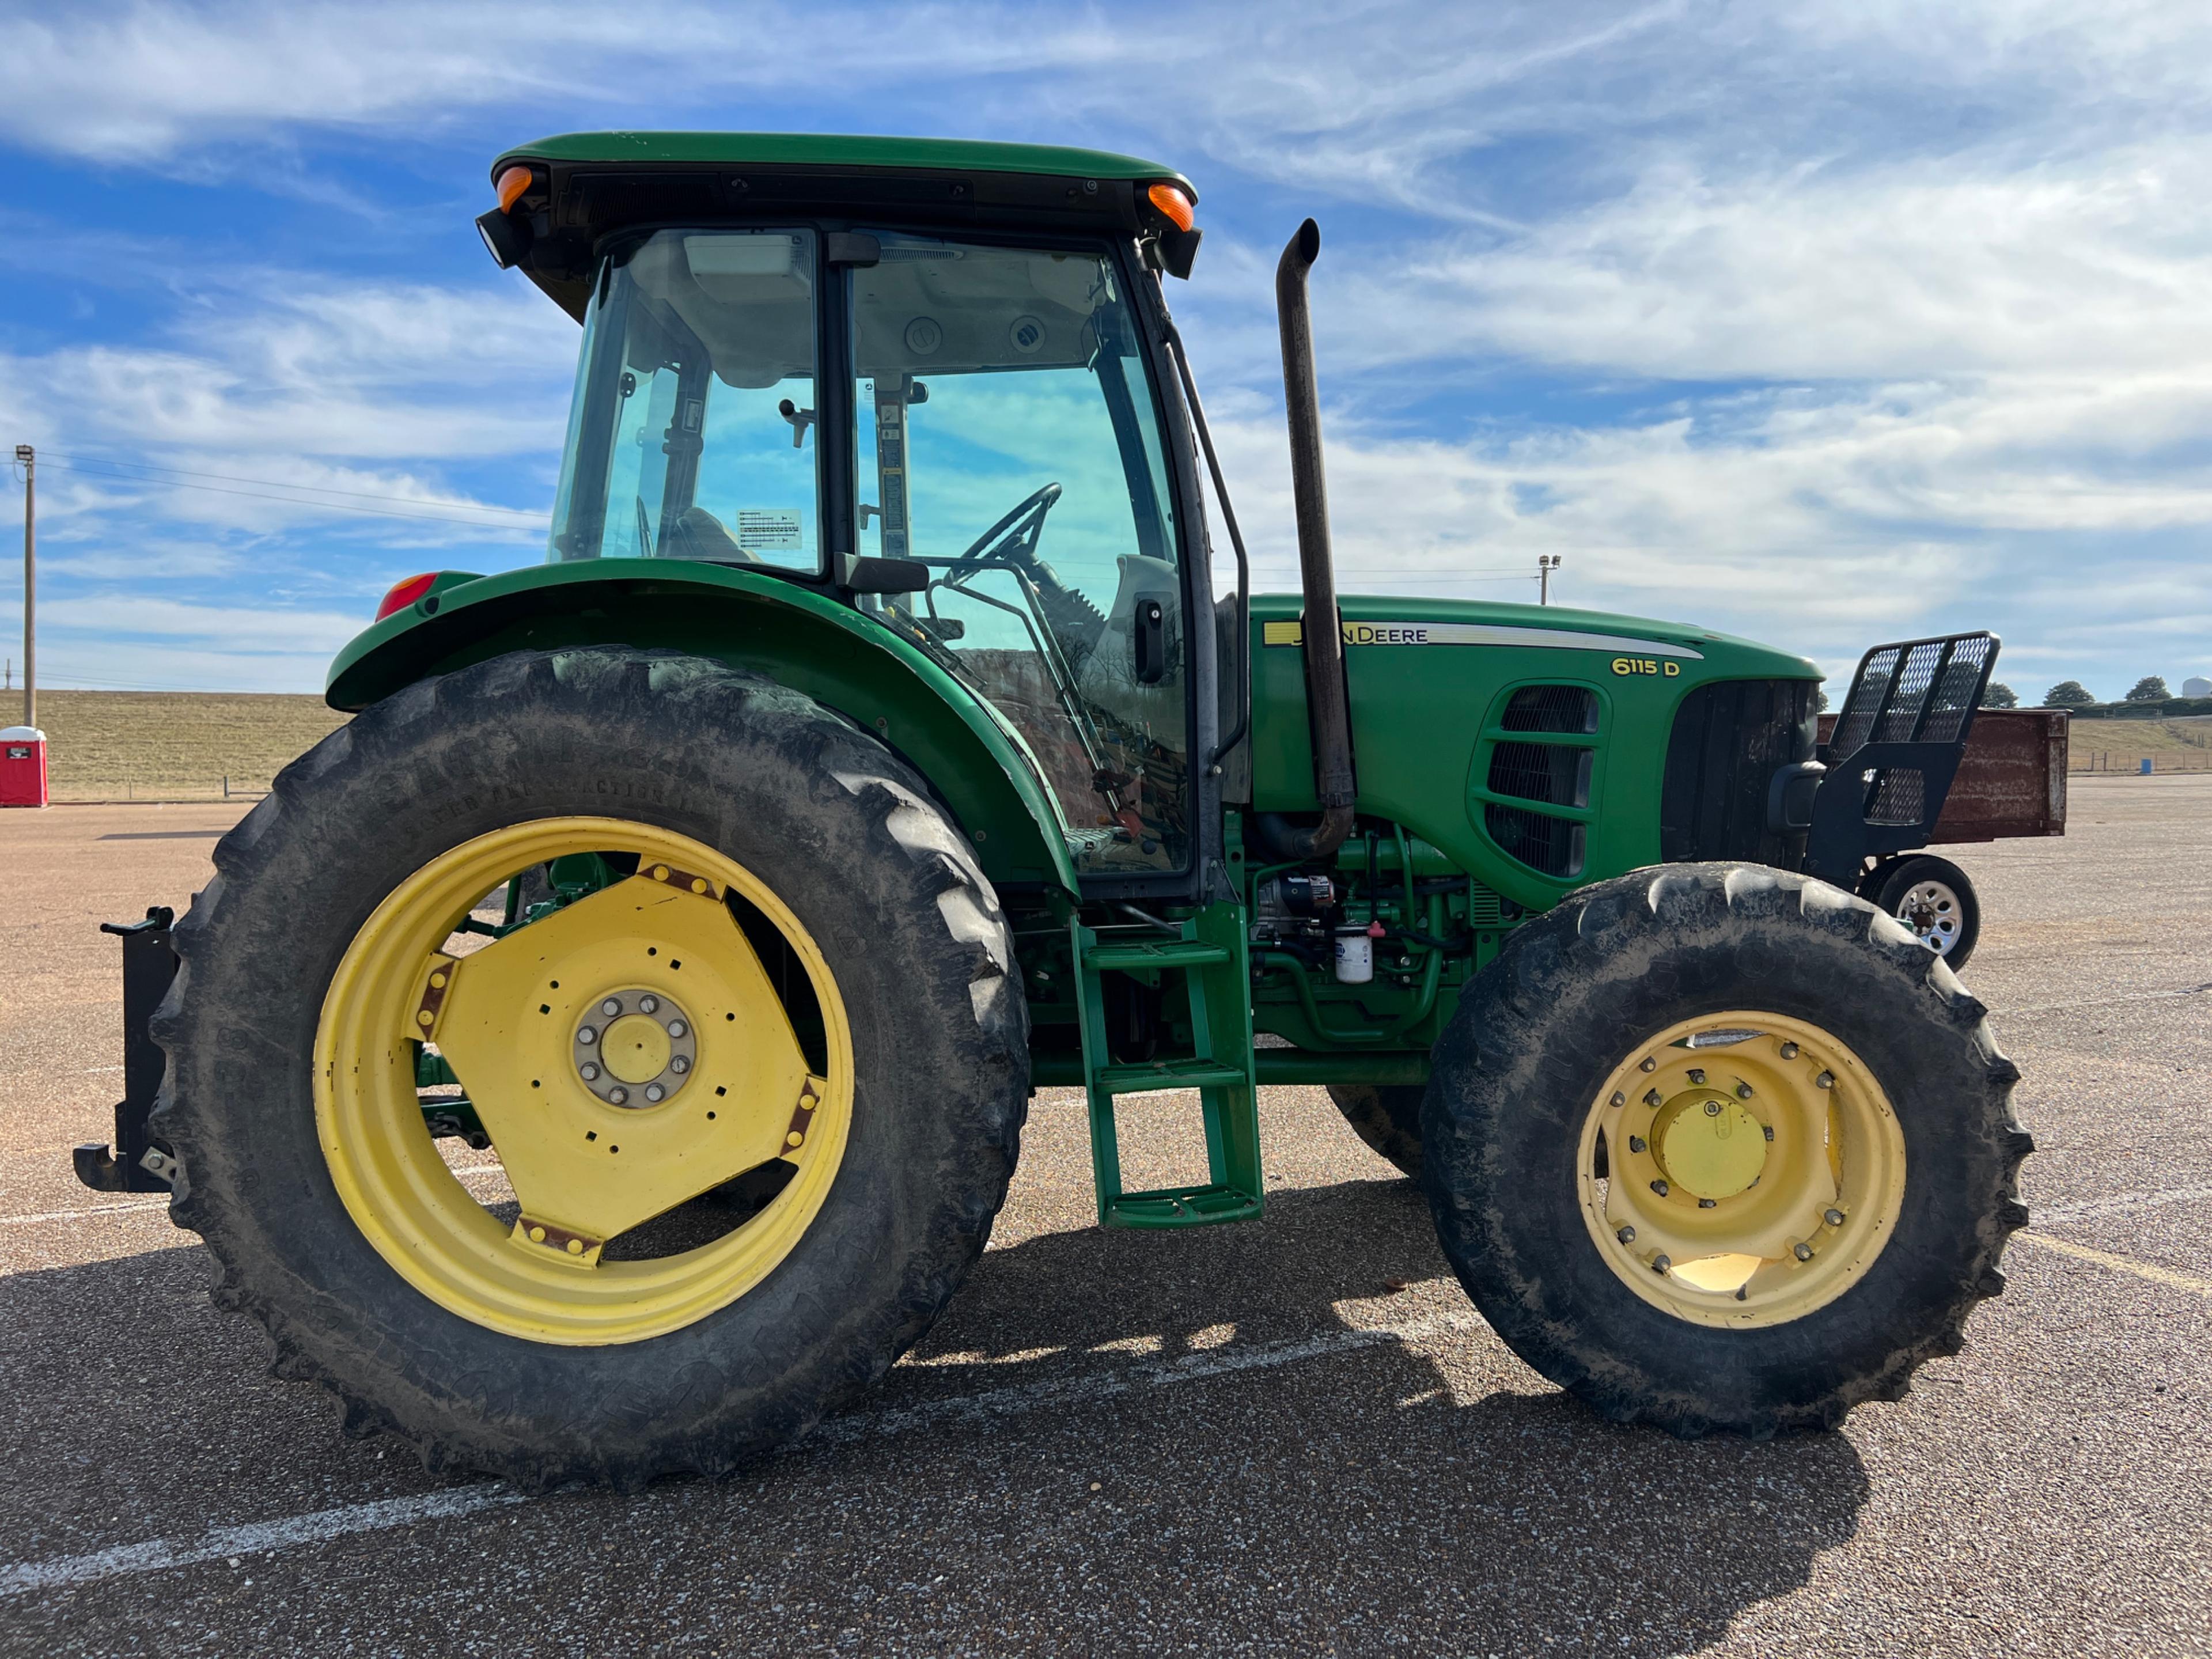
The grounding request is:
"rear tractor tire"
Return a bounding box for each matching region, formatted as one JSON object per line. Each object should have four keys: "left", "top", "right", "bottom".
{"left": 1326, "top": 1082, "right": 1425, "bottom": 1177}
{"left": 153, "top": 647, "right": 1028, "bottom": 1487}
{"left": 1422, "top": 863, "right": 2029, "bottom": 1437}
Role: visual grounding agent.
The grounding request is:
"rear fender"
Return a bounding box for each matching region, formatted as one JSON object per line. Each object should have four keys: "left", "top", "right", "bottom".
{"left": 326, "top": 560, "right": 1079, "bottom": 893}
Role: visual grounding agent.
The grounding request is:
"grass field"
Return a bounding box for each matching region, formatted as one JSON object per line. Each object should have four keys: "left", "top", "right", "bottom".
{"left": 23, "top": 690, "right": 351, "bottom": 801}
{"left": 2067, "top": 714, "right": 2212, "bottom": 771}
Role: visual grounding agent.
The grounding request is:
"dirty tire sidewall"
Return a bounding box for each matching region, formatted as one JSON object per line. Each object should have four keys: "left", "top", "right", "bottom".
{"left": 1325, "top": 1083, "right": 1425, "bottom": 1177}
{"left": 153, "top": 648, "right": 1028, "bottom": 1487}
{"left": 1422, "top": 863, "right": 2028, "bottom": 1437}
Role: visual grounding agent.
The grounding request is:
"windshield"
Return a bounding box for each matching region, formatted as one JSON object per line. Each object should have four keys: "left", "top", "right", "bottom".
{"left": 852, "top": 234, "right": 1188, "bottom": 875}
{"left": 549, "top": 228, "right": 821, "bottom": 569}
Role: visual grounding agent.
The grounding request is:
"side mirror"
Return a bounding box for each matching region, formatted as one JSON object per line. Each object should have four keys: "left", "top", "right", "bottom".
{"left": 1133, "top": 595, "right": 1168, "bottom": 684}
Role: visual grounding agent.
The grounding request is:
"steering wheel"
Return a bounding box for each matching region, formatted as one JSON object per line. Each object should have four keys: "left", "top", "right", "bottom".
{"left": 956, "top": 483, "right": 1062, "bottom": 570}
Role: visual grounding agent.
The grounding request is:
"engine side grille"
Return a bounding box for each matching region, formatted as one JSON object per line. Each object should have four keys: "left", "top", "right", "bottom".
{"left": 1661, "top": 679, "right": 1819, "bottom": 866}
{"left": 1501, "top": 685, "right": 1599, "bottom": 734}
{"left": 1484, "top": 805, "right": 1585, "bottom": 878}
{"left": 1488, "top": 741, "right": 1593, "bottom": 808}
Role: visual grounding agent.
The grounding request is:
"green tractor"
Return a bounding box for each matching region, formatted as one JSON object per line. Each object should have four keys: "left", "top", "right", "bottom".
{"left": 89, "top": 134, "right": 2030, "bottom": 1487}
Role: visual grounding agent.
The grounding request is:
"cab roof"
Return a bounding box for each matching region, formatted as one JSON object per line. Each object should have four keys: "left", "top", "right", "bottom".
{"left": 491, "top": 132, "right": 1198, "bottom": 320}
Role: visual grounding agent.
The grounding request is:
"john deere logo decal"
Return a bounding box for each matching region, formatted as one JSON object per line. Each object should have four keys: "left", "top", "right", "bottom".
{"left": 1262, "top": 619, "right": 1702, "bottom": 661}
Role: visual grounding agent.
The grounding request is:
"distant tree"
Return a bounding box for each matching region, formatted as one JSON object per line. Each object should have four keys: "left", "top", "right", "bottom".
{"left": 1813, "top": 684, "right": 1830, "bottom": 714}
{"left": 1981, "top": 682, "right": 2018, "bottom": 709}
{"left": 2043, "top": 680, "right": 2096, "bottom": 708}
{"left": 2126, "top": 675, "right": 2171, "bottom": 702}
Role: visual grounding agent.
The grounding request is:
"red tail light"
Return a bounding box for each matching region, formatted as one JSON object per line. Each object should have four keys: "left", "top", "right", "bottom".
{"left": 375, "top": 573, "right": 440, "bottom": 620}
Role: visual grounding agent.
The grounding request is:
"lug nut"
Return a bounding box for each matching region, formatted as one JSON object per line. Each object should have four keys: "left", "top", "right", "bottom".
{"left": 668, "top": 1021, "right": 687, "bottom": 1039}
{"left": 1824, "top": 1207, "right": 1845, "bottom": 1227}
{"left": 1609, "top": 1091, "right": 1625, "bottom": 1108}
{"left": 1652, "top": 1255, "right": 1672, "bottom": 1274}
{"left": 1779, "top": 1041, "right": 1800, "bottom": 1060}
{"left": 1651, "top": 1179, "right": 1670, "bottom": 1197}
{"left": 602, "top": 998, "right": 623, "bottom": 1017}
{"left": 1794, "top": 1241, "right": 1815, "bottom": 1262}
{"left": 1703, "top": 1101, "right": 1722, "bottom": 1118}
{"left": 640, "top": 995, "right": 659, "bottom": 1014}
{"left": 670, "top": 1055, "right": 690, "bottom": 1074}
{"left": 1736, "top": 1081, "right": 1754, "bottom": 1100}
{"left": 608, "top": 1087, "right": 628, "bottom": 1105}
{"left": 579, "top": 1062, "right": 600, "bottom": 1082}
{"left": 1628, "top": 1135, "right": 1647, "bottom": 1154}
{"left": 1644, "top": 1089, "right": 1663, "bottom": 1108}
{"left": 1687, "top": 1068, "right": 1706, "bottom": 1085}
{"left": 1617, "top": 1225, "right": 1636, "bottom": 1244}
{"left": 578, "top": 1027, "right": 596, "bottom": 1045}
{"left": 1699, "top": 1198, "right": 1717, "bottom": 1209}
{"left": 1640, "top": 1057, "right": 1657, "bottom": 1073}
{"left": 1815, "top": 1070, "right": 1835, "bottom": 1090}
{"left": 1763, "top": 1125, "right": 1775, "bottom": 1142}
{"left": 644, "top": 1084, "right": 665, "bottom": 1103}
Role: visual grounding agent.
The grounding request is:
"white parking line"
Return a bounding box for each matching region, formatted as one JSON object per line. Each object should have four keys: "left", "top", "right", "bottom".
{"left": 2014, "top": 1232, "right": 2212, "bottom": 1298}
{"left": 0, "top": 1310, "right": 1483, "bottom": 1597}
{"left": 0, "top": 1199, "right": 166, "bottom": 1227}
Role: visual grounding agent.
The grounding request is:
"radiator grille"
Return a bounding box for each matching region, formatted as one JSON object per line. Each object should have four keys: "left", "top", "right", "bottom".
{"left": 1661, "top": 680, "right": 1820, "bottom": 866}
{"left": 1485, "top": 805, "right": 1585, "bottom": 878}
{"left": 1487, "top": 741, "right": 1593, "bottom": 808}
{"left": 1501, "top": 685, "right": 1599, "bottom": 734}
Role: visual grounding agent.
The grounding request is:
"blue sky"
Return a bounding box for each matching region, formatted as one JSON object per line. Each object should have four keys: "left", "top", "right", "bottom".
{"left": 2, "top": 1, "right": 2207, "bottom": 699}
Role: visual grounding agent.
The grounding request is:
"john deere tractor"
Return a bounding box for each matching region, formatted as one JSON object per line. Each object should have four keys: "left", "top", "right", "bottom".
{"left": 85, "top": 134, "right": 2030, "bottom": 1488}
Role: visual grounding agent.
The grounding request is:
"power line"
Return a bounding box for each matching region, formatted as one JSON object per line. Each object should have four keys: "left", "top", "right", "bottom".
{"left": 39, "top": 451, "right": 549, "bottom": 518}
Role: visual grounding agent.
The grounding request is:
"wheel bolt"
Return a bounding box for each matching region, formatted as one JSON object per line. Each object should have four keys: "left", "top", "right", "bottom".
{"left": 670, "top": 1056, "right": 690, "bottom": 1074}
{"left": 1640, "top": 1057, "right": 1657, "bottom": 1073}
{"left": 608, "top": 1087, "right": 628, "bottom": 1105}
{"left": 1609, "top": 1091, "right": 1625, "bottom": 1108}
{"left": 1815, "top": 1070, "right": 1835, "bottom": 1090}
{"left": 579, "top": 1062, "right": 600, "bottom": 1082}
{"left": 1736, "top": 1081, "right": 1754, "bottom": 1100}
{"left": 1652, "top": 1255, "right": 1672, "bottom": 1274}
{"left": 1779, "top": 1041, "right": 1799, "bottom": 1059}
{"left": 1628, "top": 1135, "right": 1646, "bottom": 1153}
{"left": 668, "top": 1021, "right": 687, "bottom": 1039}
{"left": 640, "top": 995, "right": 659, "bottom": 1014}
{"left": 602, "top": 998, "right": 623, "bottom": 1017}
{"left": 1687, "top": 1068, "right": 1706, "bottom": 1085}
{"left": 1699, "top": 1198, "right": 1717, "bottom": 1209}
{"left": 1650, "top": 1179, "right": 1669, "bottom": 1196}
{"left": 1824, "top": 1207, "right": 1845, "bottom": 1227}
{"left": 1794, "top": 1241, "right": 1815, "bottom": 1261}
{"left": 1644, "top": 1089, "right": 1663, "bottom": 1107}
{"left": 1762, "top": 1125, "right": 1775, "bottom": 1142}
{"left": 578, "top": 1027, "right": 596, "bottom": 1045}
{"left": 1617, "top": 1225, "right": 1635, "bottom": 1244}
{"left": 644, "top": 1084, "right": 665, "bottom": 1103}
{"left": 1703, "top": 1101, "right": 1722, "bottom": 1118}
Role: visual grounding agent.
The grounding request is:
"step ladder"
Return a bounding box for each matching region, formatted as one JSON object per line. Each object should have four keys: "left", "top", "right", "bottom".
{"left": 1070, "top": 902, "right": 1263, "bottom": 1228}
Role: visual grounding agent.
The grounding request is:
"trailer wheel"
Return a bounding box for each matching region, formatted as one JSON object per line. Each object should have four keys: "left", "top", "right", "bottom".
{"left": 1325, "top": 1083, "right": 1424, "bottom": 1176}
{"left": 1422, "top": 863, "right": 2029, "bottom": 1437}
{"left": 153, "top": 647, "right": 1027, "bottom": 1488}
{"left": 1868, "top": 855, "right": 1980, "bottom": 969}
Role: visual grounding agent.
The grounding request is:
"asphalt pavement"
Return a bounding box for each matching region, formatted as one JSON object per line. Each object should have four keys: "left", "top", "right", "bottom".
{"left": 2, "top": 782, "right": 2207, "bottom": 1657}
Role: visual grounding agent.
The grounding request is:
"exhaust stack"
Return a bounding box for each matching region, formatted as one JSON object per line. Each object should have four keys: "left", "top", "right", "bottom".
{"left": 1274, "top": 218, "right": 1357, "bottom": 861}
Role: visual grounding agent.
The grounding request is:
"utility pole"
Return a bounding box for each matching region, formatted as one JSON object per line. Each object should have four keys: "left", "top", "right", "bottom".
{"left": 15, "top": 445, "right": 32, "bottom": 728}
{"left": 1537, "top": 552, "right": 1561, "bottom": 606}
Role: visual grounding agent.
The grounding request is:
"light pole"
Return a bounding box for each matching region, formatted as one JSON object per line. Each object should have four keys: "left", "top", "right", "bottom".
{"left": 14, "top": 445, "right": 30, "bottom": 729}
{"left": 1537, "top": 552, "right": 1561, "bottom": 606}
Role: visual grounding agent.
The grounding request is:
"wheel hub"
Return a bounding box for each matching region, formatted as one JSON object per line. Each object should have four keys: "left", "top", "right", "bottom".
{"left": 1652, "top": 1092, "right": 1767, "bottom": 1200}
{"left": 575, "top": 991, "right": 695, "bottom": 1105}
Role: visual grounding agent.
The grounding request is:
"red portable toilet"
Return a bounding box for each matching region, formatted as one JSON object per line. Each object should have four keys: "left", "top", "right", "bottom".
{"left": 1, "top": 725, "right": 48, "bottom": 808}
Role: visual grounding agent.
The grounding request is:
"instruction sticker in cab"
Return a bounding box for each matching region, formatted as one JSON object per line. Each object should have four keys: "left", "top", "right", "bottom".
{"left": 1262, "top": 619, "right": 1702, "bottom": 660}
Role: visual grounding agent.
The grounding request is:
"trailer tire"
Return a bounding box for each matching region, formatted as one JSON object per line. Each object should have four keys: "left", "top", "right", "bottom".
{"left": 1868, "top": 854, "right": 1980, "bottom": 969}
{"left": 152, "top": 647, "right": 1028, "bottom": 1489}
{"left": 1422, "top": 862, "right": 2029, "bottom": 1438}
{"left": 1325, "top": 1084, "right": 1425, "bottom": 1177}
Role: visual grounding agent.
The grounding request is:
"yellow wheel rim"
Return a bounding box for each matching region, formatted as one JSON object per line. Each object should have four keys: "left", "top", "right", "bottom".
{"left": 315, "top": 817, "right": 854, "bottom": 1346}
{"left": 1576, "top": 1012, "right": 1906, "bottom": 1329}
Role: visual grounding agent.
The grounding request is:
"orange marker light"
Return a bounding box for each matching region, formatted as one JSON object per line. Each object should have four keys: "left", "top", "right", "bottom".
{"left": 1147, "top": 182, "right": 1195, "bottom": 233}
{"left": 495, "top": 165, "right": 533, "bottom": 213}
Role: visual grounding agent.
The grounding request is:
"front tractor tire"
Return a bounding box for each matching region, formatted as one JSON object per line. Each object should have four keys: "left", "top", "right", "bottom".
{"left": 1422, "top": 863, "right": 2029, "bottom": 1437}
{"left": 153, "top": 648, "right": 1027, "bottom": 1487}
